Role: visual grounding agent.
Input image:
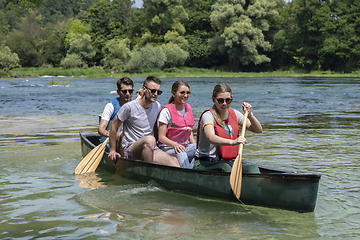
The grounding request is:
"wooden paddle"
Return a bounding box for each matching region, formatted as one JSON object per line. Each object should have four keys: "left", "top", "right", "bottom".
{"left": 74, "top": 137, "right": 109, "bottom": 174}
{"left": 229, "top": 110, "right": 249, "bottom": 199}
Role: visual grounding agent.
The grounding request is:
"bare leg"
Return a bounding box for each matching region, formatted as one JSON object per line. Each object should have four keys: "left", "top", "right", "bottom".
{"left": 130, "top": 135, "right": 180, "bottom": 167}
{"left": 131, "top": 135, "right": 156, "bottom": 162}
{"left": 116, "top": 132, "right": 124, "bottom": 156}
{"left": 154, "top": 151, "right": 180, "bottom": 167}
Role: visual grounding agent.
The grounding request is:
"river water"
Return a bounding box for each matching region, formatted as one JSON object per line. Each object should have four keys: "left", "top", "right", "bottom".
{"left": 0, "top": 76, "right": 359, "bottom": 239}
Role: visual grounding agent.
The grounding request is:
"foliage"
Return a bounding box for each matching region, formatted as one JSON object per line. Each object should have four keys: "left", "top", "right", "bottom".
{"left": 64, "top": 19, "right": 90, "bottom": 48}
{"left": 5, "top": 10, "right": 46, "bottom": 67}
{"left": 126, "top": 44, "right": 166, "bottom": 72}
{"left": 142, "top": 0, "right": 188, "bottom": 45}
{"left": 60, "top": 53, "right": 87, "bottom": 68}
{"left": 164, "top": 30, "right": 188, "bottom": 50}
{"left": 101, "top": 38, "right": 132, "bottom": 71}
{"left": 0, "top": 45, "right": 21, "bottom": 70}
{"left": 210, "top": 0, "right": 278, "bottom": 71}
{"left": 161, "top": 43, "right": 189, "bottom": 68}
{"left": 182, "top": 0, "right": 217, "bottom": 67}
{"left": 319, "top": 0, "right": 360, "bottom": 71}
{"left": 87, "top": 0, "right": 134, "bottom": 63}
{"left": 67, "top": 34, "right": 96, "bottom": 65}
{"left": 2, "top": 0, "right": 360, "bottom": 73}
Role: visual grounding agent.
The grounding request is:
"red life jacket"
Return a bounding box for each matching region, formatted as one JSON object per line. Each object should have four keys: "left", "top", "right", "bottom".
{"left": 197, "top": 109, "right": 239, "bottom": 161}
{"left": 160, "top": 103, "right": 195, "bottom": 145}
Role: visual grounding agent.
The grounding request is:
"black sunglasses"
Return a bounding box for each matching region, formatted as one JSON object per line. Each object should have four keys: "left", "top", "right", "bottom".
{"left": 121, "top": 89, "right": 134, "bottom": 94}
{"left": 216, "top": 98, "right": 233, "bottom": 104}
{"left": 144, "top": 85, "right": 162, "bottom": 95}
{"left": 179, "top": 91, "right": 191, "bottom": 95}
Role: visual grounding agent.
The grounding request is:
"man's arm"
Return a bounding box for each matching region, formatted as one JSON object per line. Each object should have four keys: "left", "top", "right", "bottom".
{"left": 98, "top": 119, "right": 110, "bottom": 137}
{"left": 108, "top": 115, "right": 123, "bottom": 161}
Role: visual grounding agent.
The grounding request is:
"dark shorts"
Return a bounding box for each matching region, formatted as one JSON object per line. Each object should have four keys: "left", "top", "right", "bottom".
{"left": 193, "top": 157, "right": 260, "bottom": 173}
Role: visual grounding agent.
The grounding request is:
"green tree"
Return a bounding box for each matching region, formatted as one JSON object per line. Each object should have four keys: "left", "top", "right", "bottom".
{"left": 60, "top": 53, "right": 86, "bottom": 68}
{"left": 0, "top": 1, "right": 27, "bottom": 37}
{"left": 0, "top": 45, "right": 21, "bottom": 70}
{"left": 5, "top": 10, "right": 47, "bottom": 67}
{"left": 126, "top": 44, "right": 166, "bottom": 72}
{"left": 101, "top": 38, "right": 132, "bottom": 70}
{"left": 182, "top": 0, "right": 218, "bottom": 68}
{"left": 67, "top": 33, "right": 96, "bottom": 65}
{"left": 36, "top": 0, "right": 97, "bottom": 25}
{"left": 286, "top": 0, "right": 329, "bottom": 71}
{"left": 64, "top": 19, "right": 90, "bottom": 48}
{"left": 161, "top": 42, "right": 189, "bottom": 68}
{"left": 87, "top": 0, "right": 134, "bottom": 63}
{"left": 141, "top": 0, "right": 188, "bottom": 47}
{"left": 320, "top": 0, "right": 360, "bottom": 71}
{"left": 210, "top": 0, "right": 278, "bottom": 71}
{"left": 41, "top": 20, "right": 69, "bottom": 67}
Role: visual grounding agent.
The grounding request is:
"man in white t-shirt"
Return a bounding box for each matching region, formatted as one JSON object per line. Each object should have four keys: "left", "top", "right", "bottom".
{"left": 108, "top": 76, "right": 180, "bottom": 167}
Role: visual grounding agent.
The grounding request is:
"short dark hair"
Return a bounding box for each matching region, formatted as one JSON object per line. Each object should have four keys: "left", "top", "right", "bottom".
{"left": 117, "top": 77, "right": 134, "bottom": 90}
{"left": 143, "top": 76, "right": 161, "bottom": 87}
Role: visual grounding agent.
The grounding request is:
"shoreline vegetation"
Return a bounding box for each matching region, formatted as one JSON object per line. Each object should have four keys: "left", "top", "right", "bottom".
{"left": 1, "top": 67, "right": 360, "bottom": 79}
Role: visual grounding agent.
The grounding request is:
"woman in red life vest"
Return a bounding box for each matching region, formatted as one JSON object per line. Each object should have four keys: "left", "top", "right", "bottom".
{"left": 157, "top": 81, "right": 196, "bottom": 168}
{"left": 194, "top": 83, "right": 262, "bottom": 172}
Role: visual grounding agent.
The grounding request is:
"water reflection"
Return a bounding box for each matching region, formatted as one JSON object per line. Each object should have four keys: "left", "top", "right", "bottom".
{"left": 75, "top": 183, "right": 320, "bottom": 238}
{"left": 75, "top": 172, "right": 107, "bottom": 189}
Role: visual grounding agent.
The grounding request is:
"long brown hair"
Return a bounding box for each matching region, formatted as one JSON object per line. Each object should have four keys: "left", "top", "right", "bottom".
{"left": 211, "top": 83, "right": 232, "bottom": 128}
{"left": 168, "top": 81, "right": 190, "bottom": 104}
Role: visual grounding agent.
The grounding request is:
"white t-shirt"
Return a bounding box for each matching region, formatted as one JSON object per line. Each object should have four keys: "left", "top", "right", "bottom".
{"left": 195, "top": 109, "right": 244, "bottom": 159}
{"left": 157, "top": 107, "right": 186, "bottom": 125}
{"left": 117, "top": 99, "right": 161, "bottom": 148}
{"left": 100, "top": 102, "right": 115, "bottom": 122}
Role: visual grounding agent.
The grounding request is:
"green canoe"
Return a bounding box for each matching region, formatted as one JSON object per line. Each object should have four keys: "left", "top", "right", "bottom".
{"left": 79, "top": 132, "right": 321, "bottom": 212}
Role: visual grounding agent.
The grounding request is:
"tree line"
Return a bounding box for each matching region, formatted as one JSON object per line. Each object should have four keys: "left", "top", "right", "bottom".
{"left": 1, "top": 0, "right": 359, "bottom": 73}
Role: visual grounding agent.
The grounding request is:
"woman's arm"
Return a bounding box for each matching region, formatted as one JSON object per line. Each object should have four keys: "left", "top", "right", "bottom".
{"left": 242, "top": 102, "right": 263, "bottom": 133}
{"left": 158, "top": 122, "right": 186, "bottom": 153}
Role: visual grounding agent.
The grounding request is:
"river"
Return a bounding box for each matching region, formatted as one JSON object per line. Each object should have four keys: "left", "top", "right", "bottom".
{"left": 0, "top": 76, "right": 359, "bottom": 239}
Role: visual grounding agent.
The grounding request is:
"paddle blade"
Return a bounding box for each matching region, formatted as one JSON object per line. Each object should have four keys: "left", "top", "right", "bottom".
{"left": 230, "top": 146, "right": 243, "bottom": 199}
{"left": 74, "top": 138, "right": 109, "bottom": 174}
{"left": 229, "top": 110, "right": 248, "bottom": 199}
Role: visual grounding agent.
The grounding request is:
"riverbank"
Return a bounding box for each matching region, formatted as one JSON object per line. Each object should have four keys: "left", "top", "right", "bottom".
{"left": 2, "top": 67, "right": 360, "bottom": 79}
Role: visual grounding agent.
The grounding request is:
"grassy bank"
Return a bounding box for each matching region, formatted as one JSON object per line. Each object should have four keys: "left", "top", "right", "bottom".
{"left": 2, "top": 67, "right": 360, "bottom": 79}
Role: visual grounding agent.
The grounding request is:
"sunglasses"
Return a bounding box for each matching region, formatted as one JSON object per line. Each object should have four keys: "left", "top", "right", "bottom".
{"left": 179, "top": 91, "right": 191, "bottom": 95}
{"left": 120, "top": 89, "right": 134, "bottom": 94}
{"left": 216, "top": 98, "right": 233, "bottom": 104}
{"left": 144, "top": 85, "right": 162, "bottom": 95}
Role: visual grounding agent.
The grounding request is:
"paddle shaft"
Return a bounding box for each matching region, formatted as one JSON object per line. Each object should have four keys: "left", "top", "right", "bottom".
{"left": 229, "top": 110, "right": 249, "bottom": 199}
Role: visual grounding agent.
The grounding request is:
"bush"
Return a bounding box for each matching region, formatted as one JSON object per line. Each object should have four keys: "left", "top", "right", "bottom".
{"left": 161, "top": 43, "right": 189, "bottom": 68}
{"left": 101, "top": 38, "right": 132, "bottom": 71}
{"left": 60, "top": 53, "right": 87, "bottom": 68}
{"left": 126, "top": 45, "right": 166, "bottom": 72}
{"left": 68, "top": 34, "right": 96, "bottom": 65}
{"left": 0, "top": 45, "right": 21, "bottom": 71}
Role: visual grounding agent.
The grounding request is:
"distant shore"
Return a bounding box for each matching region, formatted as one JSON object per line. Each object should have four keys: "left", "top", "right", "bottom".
{"left": 2, "top": 67, "right": 360, "bottom": 79}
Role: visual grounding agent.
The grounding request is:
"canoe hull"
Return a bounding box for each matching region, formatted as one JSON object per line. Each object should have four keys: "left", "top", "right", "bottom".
{"left": 79, "top": 132, "right": 321, "bottom": 212}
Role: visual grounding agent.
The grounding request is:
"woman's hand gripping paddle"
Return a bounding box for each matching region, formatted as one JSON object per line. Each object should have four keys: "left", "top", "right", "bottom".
{"left": 229, "top": 110, "right": 249, "bottom": 199}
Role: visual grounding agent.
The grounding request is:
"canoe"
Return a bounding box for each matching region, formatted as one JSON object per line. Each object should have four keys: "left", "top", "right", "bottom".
{"left": 79, "top": 132, "right": 321, "bottom": 212}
